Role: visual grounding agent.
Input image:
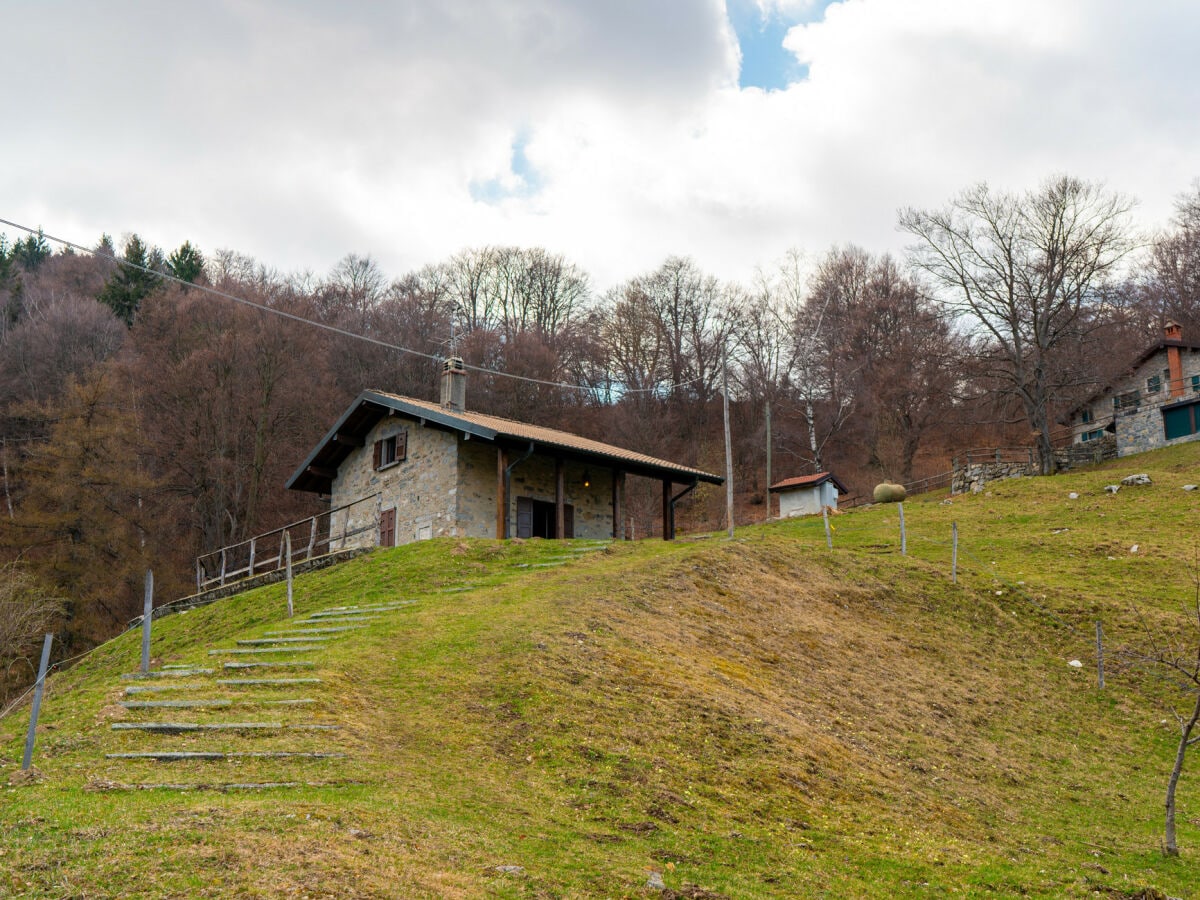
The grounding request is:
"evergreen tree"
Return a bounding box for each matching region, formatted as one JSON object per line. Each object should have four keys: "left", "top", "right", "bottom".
{"left": 12, "top": 229, "right": 51, "bottom": 271}
{"left": 167, "top": 240, "right": 205, "bottom": 285}
{"left": 97, "top": 234, "right": 162, "bottom": 326}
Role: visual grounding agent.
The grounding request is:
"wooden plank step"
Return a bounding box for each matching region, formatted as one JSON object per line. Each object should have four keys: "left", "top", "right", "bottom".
{"left": 121, "top": 669, "right": 214, "bottom": 680}
{"left": 207, "top": 646, "right": 323, "bottom": 655}
{"left": 93, "top": 781, "right": 351, "bottom": 791}
{"left": 105, "top": 751, "right": 344, "bottom": 760}
{"left": 112, "top": 722, "right": 282, "bottom": 733}
{"left": 237, "top": 637, "right": 330, "bottom": 646}
{"left": 120, "top": 700, "right": 233, "bottom": 709}
{"left": 223, "top": 661, "right": 315, "bottom": 670}
{"left": 217, "top": 678, "right": 322, "bottom": 686}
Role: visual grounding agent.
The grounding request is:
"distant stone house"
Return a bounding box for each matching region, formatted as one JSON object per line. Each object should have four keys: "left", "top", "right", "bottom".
{"left": 1068, "top": 323, "right": 1200, "bottom": 457}
{"left": 286, "top": 359, "right": 723, "bottom": 548}
{"left": 769, "top": 472, "right": 847, "bottom": 518}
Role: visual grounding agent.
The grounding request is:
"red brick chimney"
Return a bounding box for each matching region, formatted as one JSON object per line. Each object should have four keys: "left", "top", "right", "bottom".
{"left": 1165, "top": 322, "right": 1185, "bottom": 398}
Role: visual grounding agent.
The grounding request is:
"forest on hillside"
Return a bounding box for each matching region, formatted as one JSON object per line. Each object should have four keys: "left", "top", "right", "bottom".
{"left": 2, "top": 174, "right": 1199, "bottom": 697}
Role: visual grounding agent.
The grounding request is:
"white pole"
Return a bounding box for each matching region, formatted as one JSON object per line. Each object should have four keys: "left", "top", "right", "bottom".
{"left": 22, "top": 634, "right": 53, "bottom": 770}
{"left": 898, "top": 502, "right": 907, "bottom": 556}
{"left": 140, "top": 570, "right": 153, "bottom": 674}
{"left": 285, "top": 532, "right": 295, "bottom": 618}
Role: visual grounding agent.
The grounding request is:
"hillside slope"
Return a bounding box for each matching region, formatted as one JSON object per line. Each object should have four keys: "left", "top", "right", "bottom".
{"left": 3, "top": 444, "right": 1200, "bottom": 898}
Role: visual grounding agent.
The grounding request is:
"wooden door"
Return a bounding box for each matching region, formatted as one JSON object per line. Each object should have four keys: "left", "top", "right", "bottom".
{"left": 516, "top": 497, "right": 533, "bottom": 539}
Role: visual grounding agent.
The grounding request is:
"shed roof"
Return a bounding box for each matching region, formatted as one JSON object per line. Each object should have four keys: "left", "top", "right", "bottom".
{"left": 769, "top": 472, "right": 848, "bottom": 494}
{"left": 287, "top": 390, "right": 724, "bottom": 494}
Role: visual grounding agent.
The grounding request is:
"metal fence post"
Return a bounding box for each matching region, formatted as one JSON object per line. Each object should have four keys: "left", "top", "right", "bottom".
{"left": 823, "top": 505, "right": 832, "bottom": 550}
{"left": 898, "top": 502, "right": 906, "bottom": 556}
{"left": 248, "top": 537, "right": 256, "bottom": 577}
{"left": 22, "top": 634, "right": 54, "bottom": 771}
{"left": 951, "top": 521, "right": 958, "bottom": 583}
{"left": 286, "top": 532, "right": 295, "bottom": 618}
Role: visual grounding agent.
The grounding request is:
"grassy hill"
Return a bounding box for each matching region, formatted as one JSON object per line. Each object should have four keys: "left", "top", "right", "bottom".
{"left": 3, "top": 442, "right": 1200, "bottom": 898}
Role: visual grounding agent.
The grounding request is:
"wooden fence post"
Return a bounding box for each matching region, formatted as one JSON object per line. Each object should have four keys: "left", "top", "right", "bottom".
{"left": 951, "top": 521, "right": 958, "bottom": 583}
{"left": 898, "top": 502, "right": 906, "bottom": 556}
{"left": 822, "top": 506, "right": 832, "bottom": 550}
{"left": 306, "top": 516, "right": 317, "bottom": 560}
{"left": 22, "top": 634, "right": 53, "bottom": 771}
{"left": 1096, "top": 620, "right": 1105, "bottom": 690}
{"left": 286, "top": 532, "right": 294, "bottom": 618}
{"left": 247, "top": 537, "right": 256, "bottom": 577}
{"left": 219, "top": 549, "right": 227, "bottom": 586}
{"left": 140, "top": 570, "right": 154, "bottom": 674}
{"left": 195, "top": 557, "right": 202, "bottom": 593}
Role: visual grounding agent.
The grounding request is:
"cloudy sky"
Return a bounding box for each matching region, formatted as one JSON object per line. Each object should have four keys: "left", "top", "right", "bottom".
{"left": 4, "top": 0, "right": 1199, "bottom": 289}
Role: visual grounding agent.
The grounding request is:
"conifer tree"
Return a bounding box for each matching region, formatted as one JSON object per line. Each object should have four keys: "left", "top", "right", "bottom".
{"left": 97, "top": 234, "right": 162, "bottom": 326}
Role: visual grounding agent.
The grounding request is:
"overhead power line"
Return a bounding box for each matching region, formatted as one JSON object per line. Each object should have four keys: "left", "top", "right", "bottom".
{"left": 0, "top": 217, "right": 702, "bottom": 395}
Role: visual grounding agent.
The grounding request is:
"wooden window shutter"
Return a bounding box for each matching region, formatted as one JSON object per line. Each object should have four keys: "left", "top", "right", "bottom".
{"left": 373, "top": 439, "right": 382, "bottom": 470}
{"left": 396, "top": 430, "right": 408, "bottom": 462}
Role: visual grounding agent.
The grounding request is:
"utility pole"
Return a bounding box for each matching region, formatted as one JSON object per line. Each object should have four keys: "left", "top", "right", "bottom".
{"left": 765, "top": 399, "right": 772, "bottom": 518}
{"left": 723, "top": 343, "right": 734, "bottom": 539}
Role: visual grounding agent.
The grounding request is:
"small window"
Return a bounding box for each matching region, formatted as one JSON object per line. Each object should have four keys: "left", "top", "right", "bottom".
{"left": 373, "top": 430, "right": 407, "bottom": 470}
{"left": 1080, "top": 408, "right": 1093, "bottom": 424}
{"left": 1192, "top": 374, "right": 1200, "bottom": 393}
{"left": 1114, "top": 390, "right": 1140, "bottom": 411}
{"left": 1080, "top": 429, "right": 1104, "bottom": 442}
{"left": 1147, "top": 374, "right": 1162, "bottom": 394}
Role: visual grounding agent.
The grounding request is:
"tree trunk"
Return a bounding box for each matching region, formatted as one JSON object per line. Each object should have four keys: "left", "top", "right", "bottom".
{"left": 1165, "top": 689, "right": 1200, "bottom": 856}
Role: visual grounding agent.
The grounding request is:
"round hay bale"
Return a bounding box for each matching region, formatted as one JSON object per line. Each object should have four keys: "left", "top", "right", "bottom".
{"left": 873, "top": 482, "right": 907, "bottom": 503}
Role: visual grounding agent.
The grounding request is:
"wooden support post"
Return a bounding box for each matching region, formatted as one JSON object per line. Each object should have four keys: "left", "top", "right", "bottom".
{"left": 1096, "top": 620, "right": 1105, "bottom": 689}
{"left": 555, "top": 458, "right": 565, "bottom": 540}
{"left": 898, "top": 502, "right": 907, "bottom": 556}
{"left": 195, "top": 557, "right": 202, "bottom": 593}
{"left": 306, "top": 516, "right": 317, "bottom": 560}
{"left": 22, "top": 634, "right": 53, "bottom": 771}
{"left": 219, "top": 549, "right": 227, "bottom": 587}
{"left": 822, "top": 505, "right": 832, "bottom": 550}
{"left": 140, "top": 570, "right": 153, "bottom": 674}
{"left": 612, "top": 469, "right": 624, "bottom": 540}
{"left": 286, "top": 532, "right": 294, "bottom": 619}
{"left": 496, "top": 447, "right": 507, "bottom": 539}
{"left": 662, "top": 480, "right": 672, "bottom": 541}
{"left": 951, "top": 521, "right": 958, "bottom": 583}
{"left": 247, "top": 537, "right": 256, "bottom": 577}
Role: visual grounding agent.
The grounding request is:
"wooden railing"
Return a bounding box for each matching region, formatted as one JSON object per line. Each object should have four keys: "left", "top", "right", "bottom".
{"left": 194, "top": 493, "right": 381, "bottom": 593}
{"left": 952, "top": 447, "right": 1036, "bottom": 469}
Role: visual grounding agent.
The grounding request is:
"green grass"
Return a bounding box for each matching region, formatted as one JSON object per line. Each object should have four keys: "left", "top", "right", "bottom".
{"left": 2, "top": 444, "right": 1200, "bottom": 897}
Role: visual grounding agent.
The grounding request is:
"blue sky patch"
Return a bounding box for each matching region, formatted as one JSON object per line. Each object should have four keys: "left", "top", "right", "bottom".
{"left": 469, "top": 130, "right": 544, "bottom": 204}
{"left": 728, "top": 1, "right": 832, "bottom": 90}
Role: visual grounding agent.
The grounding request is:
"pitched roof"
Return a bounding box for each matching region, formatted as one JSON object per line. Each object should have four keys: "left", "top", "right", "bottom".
{"left": 287, "top": 390, "right": 724, "bottom": 494}
{"left": 768, "top": 472, "right": 848, "bottom": 494}
{"left": 1070, "top": 337, "right": 1200, "bottom": 416}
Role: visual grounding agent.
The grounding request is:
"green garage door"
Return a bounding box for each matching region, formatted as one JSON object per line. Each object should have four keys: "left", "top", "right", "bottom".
{"left": 1163, "top": 404, "right": 1198, "bottom": 440}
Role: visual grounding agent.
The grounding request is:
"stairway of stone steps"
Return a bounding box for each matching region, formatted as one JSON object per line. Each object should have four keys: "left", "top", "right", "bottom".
{"left": 97, "top": 601, "right": 417, "bottom": 792}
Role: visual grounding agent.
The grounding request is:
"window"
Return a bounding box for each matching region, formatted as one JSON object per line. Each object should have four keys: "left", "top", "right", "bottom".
{"left": 1113, "top": 390, "right": 1140, "bottom": 411}
{"left": 1080, "top": 429, "right": 1104, "bottom": 442}
{"left": 373, "top": 430, "right": 407, "bottom": 470}
{"left": 1147, "top": 374, "right": 1162, "bottom": 394}
{"left": 1192, "top": 374, "right": 1200, "bottom": 393}
{"left": 1163, "top": 402, "right": 1200, "bottom": 441}
{"left": 1080, "top": 408, "right": 1093, "bottom": 424}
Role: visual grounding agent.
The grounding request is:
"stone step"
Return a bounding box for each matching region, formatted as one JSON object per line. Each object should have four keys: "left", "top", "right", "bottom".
{"left": 105, "top": 751, "right": 344, "bottom": 761}
{"left": 301, "top": 615, "right": 380, "bottom": 624}
{"left": 121, "top": 669, "right": 214, "bottom": 680}
{"left": 208, "top": 646, "right": 323, "bottom": 655}
{"left": 323, "top": 602, "right": 415, "bottom": 612}
{"left": 263, "top": 626, "right": 363, "bottom": 635}
{"left": 262, "top": 698, "right": 316, "bottom": 706}
{"left": 217, "top": 678, "right": 322, "bottom": 686}
{"left": 120, "top": 699, "right": 234, "bottom": 709}
{"left": 223, "top": 661, "right": 315, "bottom": 670}
{"left": 161, "top": 664, "right": 196, "bottom": 669}
{"left": 237, "top": 637, "right": 330, "bottom": 646}
{"left": 123, "top": 684, "right": 202, "bottom": 695}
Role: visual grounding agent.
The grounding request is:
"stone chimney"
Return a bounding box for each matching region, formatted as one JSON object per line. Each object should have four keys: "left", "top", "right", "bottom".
{"left": 1165, "top": 322, "right": 1185, "bottom": 398}
{"left": 440, "top": 356, "right": 467, "bottom": 411}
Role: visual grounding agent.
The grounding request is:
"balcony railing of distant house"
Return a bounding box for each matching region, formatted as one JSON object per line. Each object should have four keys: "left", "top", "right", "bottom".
{"left": 194, "top": 493, "right": 382, "bottom": 593}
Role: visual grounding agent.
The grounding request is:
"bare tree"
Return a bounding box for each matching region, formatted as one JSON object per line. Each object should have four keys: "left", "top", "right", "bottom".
{"left": 900, "top": 176, "right": 1135, "bottom": 474}
{"left": 0, "top": 561, "right": 65, "bottom": 702}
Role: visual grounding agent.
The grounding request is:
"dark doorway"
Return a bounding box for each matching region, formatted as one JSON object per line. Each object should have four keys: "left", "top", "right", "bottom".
{"left": 516, "top": 497, "right": 574, "bottom": 539}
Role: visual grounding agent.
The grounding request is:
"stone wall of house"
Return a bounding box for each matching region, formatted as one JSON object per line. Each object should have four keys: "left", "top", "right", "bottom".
{"left": 457, "top": 440, "right": 500, "bottom": 538}
{"left": 504, "top": 453, "right": 614, "bottom": 539}
{"left": 329, "top": 417, "right": 459, "bottom": 549}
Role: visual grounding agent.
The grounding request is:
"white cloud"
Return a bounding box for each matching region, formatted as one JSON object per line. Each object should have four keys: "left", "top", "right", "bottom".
{"left": 2, "top": 0, "right": 1198, "bottom": 290}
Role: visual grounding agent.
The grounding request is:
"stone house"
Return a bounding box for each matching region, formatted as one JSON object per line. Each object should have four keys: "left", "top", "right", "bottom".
{"left": 769, "top": 472, "right": 847, "bottom": 517}
{"left": 286, "top": 359, "right": 723, "bottom": 548}
{"left": 1067, "top": 323, "right": 1200, "bottom": 457}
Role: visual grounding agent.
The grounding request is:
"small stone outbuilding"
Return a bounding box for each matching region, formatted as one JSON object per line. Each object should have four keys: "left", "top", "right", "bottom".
{"left": 769, "top": 472, "right": 847, "bottom": 518}
{"left": 287, "top": 360, "right": 723, "bottom": 548}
